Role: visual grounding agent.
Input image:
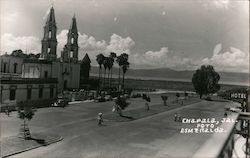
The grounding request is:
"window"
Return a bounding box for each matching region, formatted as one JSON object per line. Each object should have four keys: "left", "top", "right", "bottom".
{"left": 27, "top": 86, "right": 32, "bottom": 100}
{"left": 50, "top": 87, "right": 54, "bottom": 98}
{"left": 70, "top": 51, "right": 73, "bottom": 58}
{"left": 9, "top": 87, "right": 16, "bottom": 101}
{"left": 64, "top": 80, "right": 67, "bottom": 90}
{"left": 44, "top": 71, "right": 48, "bottom": 78}
{"left": 49, "top": 31, "right": 51, "bottom": 38}
{"left": 13, "top": 63, "right": 17, "bottom": 73}
{"left": 3, "top": 63, "right": 7, "bottom": 73}
{"left": 48, "top": 48, "right": 51, "bottom": 53}
{"left": 39, "top": 86, "right": 43, "bottom": 99}
{"left": 71, "top": 38, "right": 74, "bottom": 44}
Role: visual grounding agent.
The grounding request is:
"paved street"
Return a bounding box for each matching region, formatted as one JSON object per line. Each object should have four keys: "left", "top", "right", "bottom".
{"left": 1, "top": 95, "right": 234, "bottom": 158}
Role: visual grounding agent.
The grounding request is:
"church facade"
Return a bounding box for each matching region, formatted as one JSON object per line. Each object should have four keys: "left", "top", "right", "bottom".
{"left": 0, "top": 6, "right": 90, "bottom": 107}
{"left": 23, "top": 7, "right": 80, "bottom": 93}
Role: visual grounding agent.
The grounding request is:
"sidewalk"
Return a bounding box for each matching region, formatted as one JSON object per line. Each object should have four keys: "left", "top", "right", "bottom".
{"left": 1, "top": 132, "right": 62, "bottom": 158}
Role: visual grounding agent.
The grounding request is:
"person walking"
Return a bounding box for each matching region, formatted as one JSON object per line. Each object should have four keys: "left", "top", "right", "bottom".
{"left": 174, "top": 113, "right": 178, "bottom": 121}
{"left": 97, "top": 113, "right": 103, "bottom": 125}
{"left": 177, "top": 114, "right": 181, "bottom": 122}
{"left": 145, "top": 101, "right": 149, "bottom": 111}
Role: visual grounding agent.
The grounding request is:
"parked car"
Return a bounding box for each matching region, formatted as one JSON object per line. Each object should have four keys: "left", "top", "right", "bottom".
{"left": 52, "top": 96, "right": 69, "bottom": 107}
{"left": 105, "top": 95, "right": 112, "bottom": 101}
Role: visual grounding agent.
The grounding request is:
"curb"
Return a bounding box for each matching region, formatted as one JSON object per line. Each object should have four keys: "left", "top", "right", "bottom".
{"left": 2, "top": 136, "right": 63, "bottom": 158}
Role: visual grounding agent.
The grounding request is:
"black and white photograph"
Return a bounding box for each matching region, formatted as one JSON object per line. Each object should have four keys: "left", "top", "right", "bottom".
{"left": 0, "top": 0, "right": 249, "bottom": 157}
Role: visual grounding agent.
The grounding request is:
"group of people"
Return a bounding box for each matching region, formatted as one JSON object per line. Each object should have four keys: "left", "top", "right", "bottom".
{"left": 174, "top": 113, "right": 182, "bottom": 122}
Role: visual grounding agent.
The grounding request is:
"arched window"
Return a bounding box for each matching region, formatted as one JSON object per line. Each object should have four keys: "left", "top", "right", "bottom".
{"left": 3, "top": 63, "right": 7, "bottom": 73}
{"left": 49, "top": 31, "right": 52, "bottom": 38}
{"left": 70, "top": 51, "right": 73, "bottom": 58}
{"left": 13, "top": 63, "right": 17, "bottom": 73}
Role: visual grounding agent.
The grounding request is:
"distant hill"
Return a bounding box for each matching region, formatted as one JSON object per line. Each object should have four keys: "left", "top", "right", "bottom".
{"left": 90, "top": 66, "right": 249, "bottom": 86}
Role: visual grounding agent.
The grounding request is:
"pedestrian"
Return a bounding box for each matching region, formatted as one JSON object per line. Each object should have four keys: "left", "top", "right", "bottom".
{"left": 177, "top": 114, "right": 181, "bottom": 122}
{"left": 97, "top": 113, "right": 103, "bottom": 125}
{"left": 112, "top": 105, "right": 116, "bottom": 113}
{"left": 8, "top": 107, "right": 11, "bottom": 116}
{"left": 224, "top": 112, "right": 227, "bottom": 117}
{"left": 174, "top": 113, "right": 177, "bottom": 121}
{"left": 145, "top": 102, "right": 149, "bottom": 111}
{"left": 5, "top": 109, "right": 8, "bottom": 116}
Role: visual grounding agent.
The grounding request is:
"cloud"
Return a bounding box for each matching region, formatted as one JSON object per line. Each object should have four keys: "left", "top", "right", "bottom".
{"left": 1, "top": 31, "right": 135, "bottom": 61}
{"left": 106, "top": 34, "right": 135, "bottom": 55}
{"left": 202, "top": 45, "right": 249, "bottom": 72}
{"left": 201, "top": 0, "right": 232, "bottom": 10}
{"left": 213, "top": 0, "right": 230, "bottom": 9}
{"left": 1, "top": 32, "right": 248, "bottom": 73}
{"left": 213, "top": 43, "right": 222, "bottom": 55}
{"left": 56, "top": 30, "right": 107, "bottom": 60}
{"left": 131, "top": 47, "right": 199, "bottom": 70}
{"left": 131, "top": 44, "right": 249, "bottom": 73}
{"left": 57, "top": 30, "right": 135, "bottom": 61}
{"left": 0, "top": 33, "right": 40, "bottom": 54}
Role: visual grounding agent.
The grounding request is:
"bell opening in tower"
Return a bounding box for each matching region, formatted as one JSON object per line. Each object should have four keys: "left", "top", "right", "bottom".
{"left": 70, "top": 51, "right": 73, "bottom": 58}
{"left": 49, "top": 31, "right": 52, "bottom": 39}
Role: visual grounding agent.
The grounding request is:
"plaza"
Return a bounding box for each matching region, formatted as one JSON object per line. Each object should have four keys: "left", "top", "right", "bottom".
{"left": 1, "top": 94, "right": 242, "bottom": 158}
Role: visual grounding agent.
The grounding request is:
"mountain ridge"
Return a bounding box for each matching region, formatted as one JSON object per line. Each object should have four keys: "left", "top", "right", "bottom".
{"left": 90, "top": 66, "right": 249, "bottom": 86}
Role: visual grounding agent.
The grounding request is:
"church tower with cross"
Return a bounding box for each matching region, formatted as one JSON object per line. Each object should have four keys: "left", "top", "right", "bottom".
{"left": 40, "top": 6, "right": 57, "bottom": 60}
{"left": 61, "top": 15, "right": 79, "bottom": 63}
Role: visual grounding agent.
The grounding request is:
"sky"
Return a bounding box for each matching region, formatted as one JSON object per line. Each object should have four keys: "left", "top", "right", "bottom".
{"left": 0, "top": 0, "right": 249, "bottom": 72}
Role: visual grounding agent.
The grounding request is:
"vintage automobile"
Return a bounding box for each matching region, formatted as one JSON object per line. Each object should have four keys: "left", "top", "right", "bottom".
{"left": 52, "top": 96, "right": 69, "bottom": 107}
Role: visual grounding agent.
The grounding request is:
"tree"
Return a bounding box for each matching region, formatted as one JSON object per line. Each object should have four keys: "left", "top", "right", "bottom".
{"left": 17, "top": 103, "right": 36, "bottom": 139}
{"left": 116, "top": 53, "right": 129, "bottom": 91}
{"left": 116, "top": 55, "right": 123, "bottom": 90}
{"left": 161, "top": 96, "right": 168, "bottom": 106}
{"left": 109, "top": 52, "right": 116, "bottom": 88}
{"left": 114, "top": 96, "right": 130, "bottom": 116}
{"left": 96, "top": 54, "right": 105, "bottom": 91}
{"left": 103, "top": 57, "right": 109, "bottom": 87}
{"left": 107, "top": 56, "right": 114, "bottom": 88}
{"left": 122, "top": 61, "right": 129, "bottom": 90}
{"left": 192, "top": 65, "right": 220, "bottom": 99}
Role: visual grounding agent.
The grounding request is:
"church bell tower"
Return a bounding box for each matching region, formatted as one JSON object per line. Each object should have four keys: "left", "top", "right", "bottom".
{"left": 40, "top": 6, "right": 57, "bottom": 60}
{"left": 61, "top": 15, "right": 79, "bottom": 63}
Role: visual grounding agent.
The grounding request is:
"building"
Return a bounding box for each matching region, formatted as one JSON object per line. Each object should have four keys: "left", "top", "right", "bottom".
{"left": 26, "top": 7, "right": 81, "bottom": 92}
{"left": 80, "top": 53, "right": 91, "bottom": 81}
{"left": 0, "top": 6, "right": 85, "bottom": 108}
{"left": 0, "top": 53, "right": 23, "bottom": 76}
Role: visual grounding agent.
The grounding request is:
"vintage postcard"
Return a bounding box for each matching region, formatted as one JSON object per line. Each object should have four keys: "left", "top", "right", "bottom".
{"left": 0, "top": 0, "right": 249, "bottom": 158}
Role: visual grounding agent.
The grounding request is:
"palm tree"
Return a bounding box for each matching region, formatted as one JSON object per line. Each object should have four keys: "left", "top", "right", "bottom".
{"left": 107, "top": 57, "right": 114, "bottom": 89}
{"left": 109, "top": 52, "right": 116, "bottom": 88}
{"left": 116, "top": 55, "right": 123, "bottom": 90}
{"left": 96, "top": 53, "right": 105, "bottom": 91}
{"left": 122, "top": 61, "right": 129, "bottom": 90}
{"left": 103, "top": 57, "right": 109, "bottom": 88}
{"left": 116, "top": 53, "right": 129, "bottom": 91}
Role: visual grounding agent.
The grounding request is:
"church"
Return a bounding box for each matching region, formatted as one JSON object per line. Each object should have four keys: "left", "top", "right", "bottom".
{"left": 23, "top": 6, "right": 81, "bottom": 93}
{"left": 0, "top": 6, "right": 90, "bottom": 107}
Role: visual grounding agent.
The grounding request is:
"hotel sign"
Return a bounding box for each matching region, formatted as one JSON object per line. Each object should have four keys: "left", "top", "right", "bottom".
{"left": 230, "top": 93, "right": 246, "bottom": 99}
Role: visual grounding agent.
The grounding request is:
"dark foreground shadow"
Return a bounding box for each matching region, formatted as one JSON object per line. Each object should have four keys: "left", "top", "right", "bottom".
{"left": 30, "top": 137, "right": 47, "bottom": 146}
{"left": 120, "top": 115, "right": 135, "bottom": 120}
